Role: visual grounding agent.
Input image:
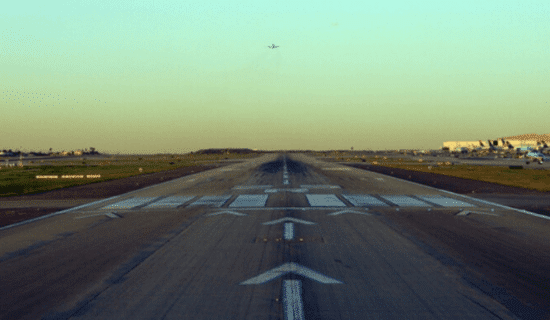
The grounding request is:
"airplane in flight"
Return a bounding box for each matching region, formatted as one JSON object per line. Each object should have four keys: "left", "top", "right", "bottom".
{"left": 268, "top": 44, "right": 279, "bottom": 49}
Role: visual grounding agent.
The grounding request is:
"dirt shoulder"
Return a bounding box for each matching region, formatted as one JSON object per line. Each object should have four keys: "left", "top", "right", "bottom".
{"left": 0, "top": 164, "right": 222, "bottom": 227}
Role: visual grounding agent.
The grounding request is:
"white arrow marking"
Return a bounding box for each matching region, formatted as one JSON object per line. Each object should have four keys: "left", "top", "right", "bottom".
{"left": 75, "top": 212, "right": 120, "bottom": 219}
{"left": 328, "top": 209, "right": 369, "bottom": 216}
{"left": 284, "top": 222, "right": 294, "bottom": 240}
{"left": 208, "top": 210, "right": 247, "bottom": 216}
{"left": 240, "top": 262, "right": 343, "bottom": 285}
{"left": 456, "top": 210, "right": 499, "bottom": 216}
{"left": 284, "top": 280, "right": 305, "bottom": 320}
{"left": 105, "top": 212, "right": 120, "bottom": 218}
{"left": 263, "top": 217, "right": 316, "bottom": 225}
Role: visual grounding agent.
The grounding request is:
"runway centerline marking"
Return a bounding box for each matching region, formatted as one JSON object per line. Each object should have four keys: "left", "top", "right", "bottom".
{"left": 283, "top": 280, "right": 305, "bottom": 320}
{"left": 284, "top": 222, "right": 294, "bottom": 240}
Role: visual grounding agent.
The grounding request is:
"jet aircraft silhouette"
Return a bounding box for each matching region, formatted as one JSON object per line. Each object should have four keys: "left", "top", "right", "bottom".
{"left": 268, "top": 44, "right": 279, "bottom": 49}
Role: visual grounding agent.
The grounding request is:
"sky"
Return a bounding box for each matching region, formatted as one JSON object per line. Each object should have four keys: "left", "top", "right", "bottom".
{"left": 1, "top": 0, "right": 549, "bottom": 154}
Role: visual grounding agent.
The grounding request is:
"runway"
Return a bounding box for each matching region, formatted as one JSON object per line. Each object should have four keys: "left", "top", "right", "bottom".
{"left": 1, "top": 153, "right": 548, "bottom": 319}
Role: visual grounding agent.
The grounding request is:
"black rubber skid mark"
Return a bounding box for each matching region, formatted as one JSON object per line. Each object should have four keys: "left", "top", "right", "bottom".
{"left": 42, "top": 215, "right": 202, "bottom": 320}
{"left": 0, "top": 232, "right": 75, "bottom": 262}
{"left": 286, "top": 159, "right": 308, "bottom": 175}
{"left": 259, "top": 159, "right": 283, "bottom": 173}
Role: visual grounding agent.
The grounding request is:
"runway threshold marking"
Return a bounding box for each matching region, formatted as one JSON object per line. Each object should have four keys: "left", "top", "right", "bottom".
{"left": 379, "top": 195, "right": 432, "bottom": 207}
{"left": 101, "top": 197, "right": 157, "bottom": 210}
{"left": 306, "top": 194, "right": 346, "bottom": 207}
{"left": 416, "top": 195, "right": 475, "bottom": 207}
{"left": 229, "top": 194, "right": 268, "bottom": 207}
{"left": 341, "top": 194, "right": 388, "bottom": 207}
{"left": 143, "top": 196, "right": 195, "bottom": 208}
{"left": 188, "top": 195, "right": 232, "bottom": 207}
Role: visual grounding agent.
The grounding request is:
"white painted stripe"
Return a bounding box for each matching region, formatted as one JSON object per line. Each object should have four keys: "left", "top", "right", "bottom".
{"left": 379, "top": 195, "right": 432, "bottom": 207}
{"left": 300, "top": 185, "right": 341, "bottom": 189}
{"left": 417, "top": 195, "right": 475, "bottom": 207}
{"left": 283, "top": 280, "right": 305, "bottom": 320}
{"left": 233, "top": 185, "right": 273, "bottom": 190}
{"left": 0, "top": 165, "right": 215, "bottom": 231}
{"left": 284, "top": 222, "right": 294, "bottom": 240}
{"left": 300, "top": 184, "right": 340, "bottom": 189}
{"left": 229, "top": 207, "right": 350, "bottom": 210}
{"left": 188, "top": 195, "right": 232, "bottom": 207}
{"left": 0, "top": 195, "right": 123, "bottom": 231}
{"left": 322, "top": 167, "right": 350, "bottom": 170}
{"left": 342, "top": 194, "right": 388, "bottom": 207}
{"left": 240, "top": 262, "right": 343, "bottom": 285}
{"left": 144, "top": 196, "right": 195, "bottom": 208}
{"left": 283, "top": 180, "right": 290, "bottom": 185}
{"left": 376, "top": 172, "right": 550, "bottom": 220}
{"left": 306, "top": 194, "right": 347, "bottom": 207}
{"left": 101, "top": 197, "right": 157, "bottom": 210}
{"left": 229, "top": 194, "right": 269, "bottom": 207}
{"left": 265, "top": 188, "right": 308, "bottom": 193}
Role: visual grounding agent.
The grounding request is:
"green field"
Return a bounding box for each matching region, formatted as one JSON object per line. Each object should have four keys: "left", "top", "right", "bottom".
{"left": 316, "top": 154, "right": 550, "bottom": 192}
{"left": 0, "top": 153, "right": 262, "bottom": 197}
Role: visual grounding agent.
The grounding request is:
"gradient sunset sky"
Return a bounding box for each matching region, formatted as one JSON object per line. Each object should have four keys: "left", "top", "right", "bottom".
{"left": 2, "top": 0, "right": 549, "bottom": 154}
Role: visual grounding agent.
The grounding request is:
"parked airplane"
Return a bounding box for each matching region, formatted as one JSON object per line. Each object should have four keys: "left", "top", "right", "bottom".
{"left": 526, "top": 151, "right": 549, "bottom": 163}
{"left": 268, "top": 44, "right": 279, "bottom": 49}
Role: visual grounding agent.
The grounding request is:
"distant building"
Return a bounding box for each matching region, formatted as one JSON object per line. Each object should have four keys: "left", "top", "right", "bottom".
{"left": 504, "top": 140, "right": 538, "bottom": 148}
{"left": 442, "top": 141, "right": 480, "bottom": 151}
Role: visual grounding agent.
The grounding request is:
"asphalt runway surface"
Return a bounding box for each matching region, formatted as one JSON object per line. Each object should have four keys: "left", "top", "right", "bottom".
{"left": 1, "top": 153, "right": 549, "bottom": 319}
